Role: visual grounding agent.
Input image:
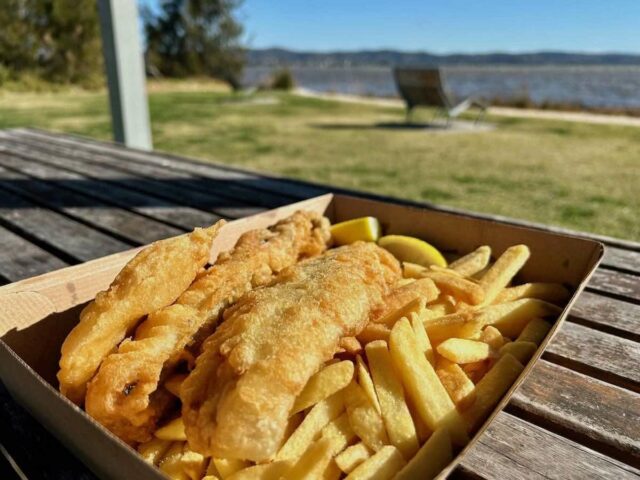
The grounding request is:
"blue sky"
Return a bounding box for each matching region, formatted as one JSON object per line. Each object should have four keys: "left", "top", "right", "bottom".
{"left": 138, "top": 0, "right": 640, "bottom": 53}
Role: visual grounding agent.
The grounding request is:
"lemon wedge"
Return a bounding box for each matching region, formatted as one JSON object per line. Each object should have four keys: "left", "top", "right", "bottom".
{"left": 378, "top": 235, "right": 447, "bottom": 267}
{"left": 331, "top": 216, "right": 381, "bottom": 245}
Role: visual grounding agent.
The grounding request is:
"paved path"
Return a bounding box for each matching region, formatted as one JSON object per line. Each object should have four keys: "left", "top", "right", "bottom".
{"left": 295, "top": 88, "right": 640, "bottom": 127}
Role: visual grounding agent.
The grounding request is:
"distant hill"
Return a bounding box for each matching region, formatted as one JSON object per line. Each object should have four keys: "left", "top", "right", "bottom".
{"left": 247, "top": 48, "right": 640, "bottom": 67}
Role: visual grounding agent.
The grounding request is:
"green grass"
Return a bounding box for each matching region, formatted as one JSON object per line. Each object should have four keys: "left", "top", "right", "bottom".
{"left": 1, "top": 85, "right": 638, "bottom": 241}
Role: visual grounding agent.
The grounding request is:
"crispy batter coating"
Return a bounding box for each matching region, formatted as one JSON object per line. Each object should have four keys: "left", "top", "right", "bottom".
{"left": 181, "top": 242, "right": 401, "bottom": 461}
{"left": 370, "top": 277, "right": 440, "bottom": 322}
{"left": 58, "top": 222, "right": 224, "bottom": 405}
{"left": 85, "top": 211, "right": 331, "bottom": 443}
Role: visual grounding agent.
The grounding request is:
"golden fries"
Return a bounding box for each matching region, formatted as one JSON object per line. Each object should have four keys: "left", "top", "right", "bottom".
{"left": 435, "top": 361, "right": 476, "bottom": 410}
{"left": 517, "top": 317, "right": 552, "bottom": 345}
{"left": 277, "top": 392, "right": 343, "bottom": 461}
{"left": 213, "top": 458, "right": 250, "bottom": 478}
{"left": 335, "top": 443, "right": 371, "bottom": 474}
{"left": 345, "top": 445, "right": 406, "bottom": 480}
{"left": 138, "top": 437, "right": 171, "bottom": 465}
{"left": 395, "top": 428, "right": 452, "bottom": 480}
{"left": 499, "top": 341, "right": 538, "bottom": 364}
{"left": 478, "top": 299, "right": 561, "bottom": 338}
{"left": 343, "top": 380, "right": 390, "bottom": 451}
{"left": 479, "top": 245, "right": 530, "bottom": 304}
{"left": 495, "top": 282, "right": 570, "bottom": 304}
{"left": 159, "top": 442, "right": 206, "bottom": 480}
{"left": 155, "top": 417, "right": 187, "bottom": 441}
{"left": 293, "top": 361, "right": 354, "bottom": 413}
{"left": 225, "top": 461, "right": 291, "bottom": 480}
{"left": 410, "top": 312, "right": 435, "bottom": 366}
{"left": 375, "top": 296, "right": 425, "bottom": 327}
{"left": 463, "top": 354, "right": 524, "bottom": 432}
{"left": 357, "top": 323, "right": 391, "bottom": 344}
{"left": 320, "top": 412, "right": 357, "bottom": 456}
{"left": 479, "top": 325, "right": 505, "bottom": 350}
{"left": 365, "top": 340, "right": 419, "bottom": 459}
{"left": 388, "top": 318, "right": 469, "bottom": 446}
{"left": 449, "top": 246, "right": 492, "bottom": 277}
{"left": 287, "top": 437, "right": 333, "bottom": 479}
{"left": 164, "top": 373, "right": 187, "bottom": 397}
{"left": 436, "top": 338, "right": 491, "bottom": 363}
{"left": 420, "top": 271, "right": 485, "bottom": 305}
{"left": 355, "top": 355, "right": 381, "bottom": 414}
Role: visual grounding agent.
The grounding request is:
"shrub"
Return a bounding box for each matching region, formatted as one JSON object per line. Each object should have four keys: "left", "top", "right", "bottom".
{"left": 270, "top": 68, "right": 295, "bottom": 90}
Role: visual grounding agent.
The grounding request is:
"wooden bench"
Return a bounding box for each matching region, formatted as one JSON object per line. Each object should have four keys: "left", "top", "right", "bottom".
{"left": 0, "top": 129, "right": 638, "bottom": 479}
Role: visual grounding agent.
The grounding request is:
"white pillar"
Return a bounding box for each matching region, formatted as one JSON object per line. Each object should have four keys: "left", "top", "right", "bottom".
{"left": 98, "top": 0, "right": 153, "bottom": 150}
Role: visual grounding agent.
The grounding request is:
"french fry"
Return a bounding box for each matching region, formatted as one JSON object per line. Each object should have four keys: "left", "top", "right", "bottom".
{"left": 402, "top": 261, "right": 428, "bottom": 278}
{"left": 409, "top": 312, "right": 435, "bottom": 366}
{"left": 343, "top": 380, "right": 389, "bottom": 451}
{"left": 424, "top": 298, "right": 456, "bottom": 318}
{"left": 277, "top": 412, "right": 303, "bottom": 451}
{"left": 137, "top": 437, "right": 172, "bottom": 465}
{"left": 388, "top": 318, "right": 469, "bottom": 446}
{"left": 517, "top": 317, "right": 552, "bottom": 345}
{"left": 375, "top": 296, "right": 425, "bottom": 327}
{"left": 292, "top": 360, "right": 354, "bottom": 413}
{"left": 226, "top": 461, "right": 292, "bottom": 480}
{"left": 286, "top": 437, "right": 333, "bottom": 479}
{"left": 396, "top": 278, "right": 416, "bottom": 287}
{"left": 365, "top": 340, "right": 419, "bottom": 459}
{"left": 479, "top": 245, "right": 530, "bottom": 304}
{"left": 499, "top": 341, "right": 538, "bottom": 364}
{"left": 356, "top": 355, "right": 381, "bottom": 414}
{"left": 213, "top": 458, "right": 250, "bottom": 479}
{"left": 449, "top": 246, "right": 492, "bottom": 277}
{"left": 340, "top": 336, "right": 363, "bottom": 355}
{"left": 461, "top": 360, "right": 489, "bottom": 384}
{"left": 463, "top": 354, "right": 524, "bottom": 432}
{"left": 335, "top": 443, "right": 372, "bottom": 474}
{"left": 277, "top": 392, "right": 343, "bottom": 461}
{"left": 345, "top": 445, "right": 406, "bottom": 480}
{"left": 420, "top": 271, "right": 485, "bottom": 305}
{"left": 495, "top": 282, "right": 570, "bottom": 305}
{"left": 436, "top": 338, "right": 491, "bottom": 364}
{"left": 435, "top": 361, "right": 476, "bottom": 410}
{"left": 372, "top": 278, "right": 439, "bottom": 324}
{"left": 155, "top": 416, "right": 187, "bottom": 441}
{"left": 164, "top": 373, "right": 187, "bottom": 397}
{"left": 159, "top": 442, "right": 207, "bottom": 480}
{"left": 425, "top": 313, "right": 484, "bottom": 345}
{"left": 357, "top": 323, "right": 391, "bottom": 344}
{"left": 480, "top": 325, "right": 506, "bottom": 350}
{"left": 320, "top": 412, "right": 357, "bottom": 456}
{"left": 478, "top": 299, "right": 561, "bottom": 338}
{"left": 322, "top": 461, "right": 342, "bottom": 480}
{"left": 395, "top": 428, "right": 452, "bottom": 480}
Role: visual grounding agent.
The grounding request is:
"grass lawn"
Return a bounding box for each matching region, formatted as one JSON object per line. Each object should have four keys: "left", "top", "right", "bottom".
{"left": 1, "top": 82, "right": 638, "bottom": 241}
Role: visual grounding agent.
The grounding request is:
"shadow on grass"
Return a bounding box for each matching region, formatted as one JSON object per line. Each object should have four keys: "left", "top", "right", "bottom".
{"left": 310, "top": 121, "right": 494, "bottom": 132}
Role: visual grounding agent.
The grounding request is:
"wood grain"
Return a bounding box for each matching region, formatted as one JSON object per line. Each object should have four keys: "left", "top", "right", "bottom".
{"left": 457, "top": 412, "right": 640, "bottom": 479}
{"left": 511, "top": 360, "right": 640, "bottom": 465}
{"left": 545, "top": 322, "right": 640, "bottom": 392}
{"left": 570, "top": 291, "right": 640, "bottom": 340}
{"left": 588, "top": 269, "right": 640, "bottom": 303}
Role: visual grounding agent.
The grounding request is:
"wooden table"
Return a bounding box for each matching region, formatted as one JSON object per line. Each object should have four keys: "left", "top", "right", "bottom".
{"left": 0, "top": 128, "right": 638, "bottom": 479}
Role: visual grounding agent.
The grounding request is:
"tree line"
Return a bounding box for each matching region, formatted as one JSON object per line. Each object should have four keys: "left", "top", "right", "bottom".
{"left": 0, "top": 0, "right": 245, "bottom": 88}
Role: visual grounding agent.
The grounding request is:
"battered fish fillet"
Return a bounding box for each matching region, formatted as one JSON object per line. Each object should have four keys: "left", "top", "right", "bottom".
{"left": 85, "top": 211, "right": 331, "bottom": 443}
{"left": 181, "top": 242, "right": 401, "bottom": 461}
{"left": 58, "top": 222, "right": 224, "bottom": 405}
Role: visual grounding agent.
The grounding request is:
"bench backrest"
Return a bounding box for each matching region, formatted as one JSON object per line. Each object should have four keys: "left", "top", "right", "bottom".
{"left": 393, "top": 68, "right": 451, "bottom": 109}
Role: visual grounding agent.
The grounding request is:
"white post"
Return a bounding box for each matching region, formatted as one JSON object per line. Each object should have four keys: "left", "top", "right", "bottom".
{"left": 98, "top": 0, "right": 153, "bottom": 150}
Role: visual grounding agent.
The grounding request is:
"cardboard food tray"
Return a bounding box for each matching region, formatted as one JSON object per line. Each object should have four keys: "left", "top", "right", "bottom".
{"left": 0, "top": 193, "right": 604, "bottom": 479}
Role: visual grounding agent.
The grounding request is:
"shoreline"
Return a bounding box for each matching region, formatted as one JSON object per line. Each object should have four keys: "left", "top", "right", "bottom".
{"left": 293, "top": 88, "right": 640, "bottom": 127}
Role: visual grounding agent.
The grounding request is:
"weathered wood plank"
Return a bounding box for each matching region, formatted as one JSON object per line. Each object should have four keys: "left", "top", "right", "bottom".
{"left": 511, "top": 360, "right": 640, "bottom": 465}
{"left": 0, "top": 139, "right": 265, "bottom": 219}
{"left": 1, "top": 132, "right": 293, "bottom": 209}
{"left": 457, "top": 412, "right": 640, "bottom": 479}
{"left": 9, "top": 128, "right": 329, "bottom": 201}
{"left": 0, "top": 165, "right": 182, "bottom": 245}
{"left": 570, "top": 291, "right": 640, "bottom": 340}
{"left": 0, "top": 225, "right": 68, "bottom": 282}
{"left": 0, "top": 188, "right": 129, "bottom": 263}
{"left": 588, "top": 268, "right": 640, "bottom": 303}
{"left": 545, "top": 322, "right": 640, "bottom": 393}
{"left": 0, "top": 152, "right": 217, "bottom": 231}
{"left": 602, "top": 247, "right": 640, "bottom": 274}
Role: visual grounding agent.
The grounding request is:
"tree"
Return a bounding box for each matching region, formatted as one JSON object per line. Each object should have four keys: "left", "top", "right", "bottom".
{"left": 0, "top": 0, "right": 103, "bottom": 86}
{"left": 144, "top": 0, "right": 245, "bottom": 89}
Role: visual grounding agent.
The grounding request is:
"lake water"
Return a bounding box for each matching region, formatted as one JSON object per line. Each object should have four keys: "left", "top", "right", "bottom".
{"left": 244, "top": 66, "right": 640, "bottom": 108}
